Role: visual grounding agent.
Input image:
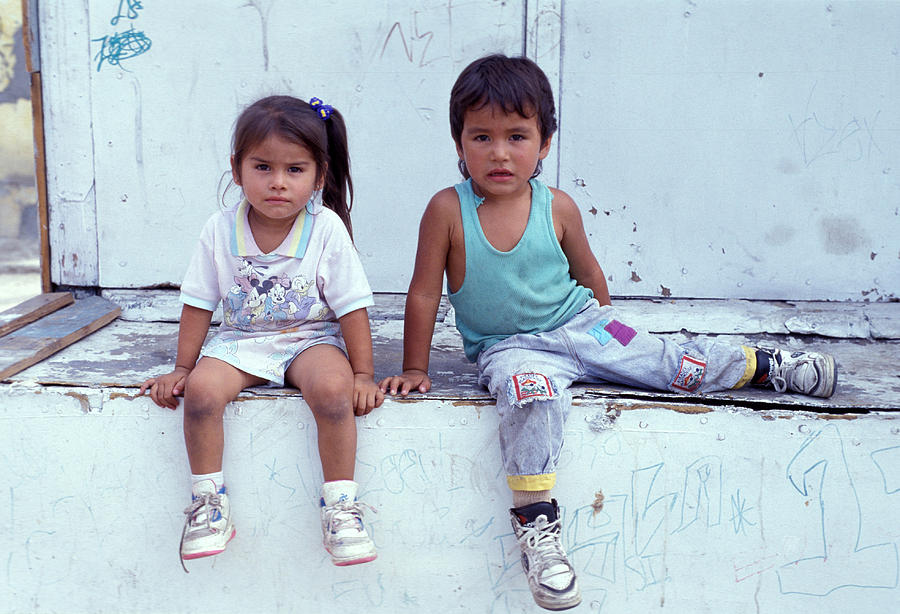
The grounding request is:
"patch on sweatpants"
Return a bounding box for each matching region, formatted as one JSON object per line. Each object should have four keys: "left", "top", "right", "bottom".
{"left": 589, "top": 319, "right": 637, "bottom": 346}
{"left": 509, "top": 372, "right": 556, "bottom": 405}
{"left": 671, "top": 355, "right": 706, "bottom": 392}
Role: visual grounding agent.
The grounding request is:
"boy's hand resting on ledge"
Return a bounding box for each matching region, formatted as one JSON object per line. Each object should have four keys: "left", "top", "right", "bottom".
{"left": 379, "top": 370, "right": 432, "bottom": 396}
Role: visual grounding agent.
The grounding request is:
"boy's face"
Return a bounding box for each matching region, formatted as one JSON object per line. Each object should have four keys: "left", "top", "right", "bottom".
{"left": 456, "top": 104, "right": 552, "bottom": 198}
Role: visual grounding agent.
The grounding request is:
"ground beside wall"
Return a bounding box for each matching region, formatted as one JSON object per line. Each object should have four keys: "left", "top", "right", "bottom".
{"left": 1, "top": 295, "right": 899, "bottom": 613}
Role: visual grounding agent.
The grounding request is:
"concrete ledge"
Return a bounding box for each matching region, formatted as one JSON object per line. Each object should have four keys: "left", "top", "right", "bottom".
{"left": 2, "top": 297, "right": 899, "bottom": 612}
{"left": 2, "top": 384, "right": 899, "bottom": 613}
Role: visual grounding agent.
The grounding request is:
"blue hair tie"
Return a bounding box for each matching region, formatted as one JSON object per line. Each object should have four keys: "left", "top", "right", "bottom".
{"left": 309, "top": 97, "right": 333, "bottom": 121}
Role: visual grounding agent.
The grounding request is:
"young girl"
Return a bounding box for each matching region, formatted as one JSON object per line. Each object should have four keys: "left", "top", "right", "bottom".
{"left": 140, "top": 95, "right": 383, "bottom": 570}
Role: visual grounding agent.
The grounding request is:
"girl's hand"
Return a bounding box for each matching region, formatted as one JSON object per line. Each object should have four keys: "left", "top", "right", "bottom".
{"left": 378, "top": 370, "right": 432, "bottom": 396}
{"left": 138, "top": 367, "right": 190, "bottom": 410}
{"left": 352, "top": 373, "right": 384, "bottom": 416}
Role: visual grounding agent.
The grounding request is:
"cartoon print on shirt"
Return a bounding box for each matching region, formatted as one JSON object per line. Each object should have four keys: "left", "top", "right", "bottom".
{"left": 224, "top": 258, "right": 327, "bottom": 329}
{"left": 285, "top": 276, "right": 316, "bottom": 319}
{"left": 223, "top": 284, "right": 250, "bottom": 328}
{"left": 238, "top": 258, "right": 267, "bottom": 280}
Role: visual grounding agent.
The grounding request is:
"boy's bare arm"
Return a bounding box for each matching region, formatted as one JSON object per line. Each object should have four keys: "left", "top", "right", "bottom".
{"left": 380, "top": 191, "right": 455, "bottom": 395}
{"left": 552, "top": 188, "right": 612, "bottom": 305}
{"left": 139, "top": 304, "right": 213, "bottom": 409}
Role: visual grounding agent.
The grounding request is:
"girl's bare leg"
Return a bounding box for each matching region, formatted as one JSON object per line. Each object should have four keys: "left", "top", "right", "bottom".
{"left": 285, "top": 344, "right": 356, "bottom": 481}
{"left": 183, "top": 357, "right": 265, "bottom": 474}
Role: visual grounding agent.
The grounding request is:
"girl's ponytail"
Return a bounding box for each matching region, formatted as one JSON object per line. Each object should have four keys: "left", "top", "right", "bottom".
{"left": 321, "top": 109, "right": 354, "bottom": 240}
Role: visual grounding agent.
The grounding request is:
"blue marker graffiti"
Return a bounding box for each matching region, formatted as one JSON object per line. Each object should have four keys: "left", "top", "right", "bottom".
{"left": 110, "top": 0, "right": 144, "bottom": 26}
{"left": 92, "top": 2, "right": 152, "bottom": 72}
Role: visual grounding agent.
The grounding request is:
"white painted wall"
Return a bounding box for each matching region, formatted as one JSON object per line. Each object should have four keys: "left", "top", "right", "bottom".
{"left": 2, "top": 387, "right": 899, "bottom": 612}
{"left": 35, "top": 1, "right": 900, "bottom": 299}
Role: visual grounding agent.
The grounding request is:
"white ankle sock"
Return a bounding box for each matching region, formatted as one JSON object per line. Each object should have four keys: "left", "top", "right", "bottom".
{"left": 191, "top": 471, "right": 225, "bottom": 495}
{"left": 322, "top": 480, "right": 358, "bottom": 506}
{"left": 513, "top": 489, "right": 552, "bottom": 508}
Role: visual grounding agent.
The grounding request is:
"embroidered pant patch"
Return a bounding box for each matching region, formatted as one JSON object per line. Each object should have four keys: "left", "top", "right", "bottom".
{"left": 509, "top": 372, "right": 556, "bottom": 405}
{"left": 589, "top": 319, "right": 637, "bottom": 346}
{"left": 671, "top": 355, "right": 706, "bottom": 392}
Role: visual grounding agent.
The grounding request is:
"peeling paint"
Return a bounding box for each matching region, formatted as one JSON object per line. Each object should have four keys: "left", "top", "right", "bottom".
{"left": 587, "top": 411, "right": 618, "bottom": 431}
{"left": 64, "top": 390, "right": 91, "bottom": 413}
{"left": 591, "top": 490, "right": 604, "bottom": 515}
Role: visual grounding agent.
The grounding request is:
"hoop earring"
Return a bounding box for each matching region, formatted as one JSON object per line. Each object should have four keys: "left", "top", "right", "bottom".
{"left": 530, "top": 159, "right": 543, "bottom": 179}
{"left": 457, "top": 159, "right": 468, "bottom": 177}
{"left": 309, "top": 188, "right": 323, "bottom": 210}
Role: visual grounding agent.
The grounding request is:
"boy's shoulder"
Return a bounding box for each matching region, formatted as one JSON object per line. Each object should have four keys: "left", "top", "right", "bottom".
{"left": 545, "top": 184, "right": 575, "bottom": 204}
{"left": 545, "top": 185, "right": 581, "bottom": 216}
{"left": 423, "top": 186, "right": 462, "bottom": 217}
{"left": 430, "top": 185, "right": 461, "bottom": 205}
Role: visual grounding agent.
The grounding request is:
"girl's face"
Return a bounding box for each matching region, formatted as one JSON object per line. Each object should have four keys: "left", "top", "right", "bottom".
{"left": 232, "top": 134, "right": 321, "bottom": 224}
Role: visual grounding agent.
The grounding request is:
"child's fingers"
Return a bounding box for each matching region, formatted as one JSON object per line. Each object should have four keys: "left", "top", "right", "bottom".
{"left": 381, "top": 376, "right": 401, "bottom": 395}
{"left": 138, "top": 378, "right": 155, "bottom": 396}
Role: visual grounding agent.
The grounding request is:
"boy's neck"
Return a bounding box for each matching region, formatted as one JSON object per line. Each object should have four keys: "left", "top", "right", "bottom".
{"left": 470, "top": 178, "right": 534, "bottom": 208}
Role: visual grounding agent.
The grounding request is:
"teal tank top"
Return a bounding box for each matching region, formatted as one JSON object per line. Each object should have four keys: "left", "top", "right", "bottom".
{"left": 448, "top": 178, "right": 593, "bottom": 361}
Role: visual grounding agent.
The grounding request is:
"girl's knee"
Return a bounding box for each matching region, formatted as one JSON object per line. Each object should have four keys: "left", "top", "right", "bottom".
{"left": 304, "top": 379, "right": 353, "bottom": 424}
{"left": 183, "top": 374, "right": 229, "bottom": 419}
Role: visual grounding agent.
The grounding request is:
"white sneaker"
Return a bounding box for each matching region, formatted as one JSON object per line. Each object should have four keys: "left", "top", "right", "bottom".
{"left": 180, "top": 480, "right": 235, "bottom": 572}
{"left": 510, "top": 500, "right": 581, "bottom": 611}
{"left": 756, "top": 347, "right": 837, "bottom": 398}
{"left": 321, "top": 480, "right": 377, "bottom": 566}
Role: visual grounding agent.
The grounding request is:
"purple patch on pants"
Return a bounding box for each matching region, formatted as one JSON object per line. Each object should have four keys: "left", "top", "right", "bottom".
{"left": 604, "top": 320, "right": 637, "bottom": 346}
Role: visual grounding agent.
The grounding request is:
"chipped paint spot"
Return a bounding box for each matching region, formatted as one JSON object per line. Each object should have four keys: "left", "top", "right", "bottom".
{"left": 109, "top": 391, "right": 138, "bottom": 401}
{"left": 591, "top": 490, "right": 605, "bottom": 515}
{"left": 589, "top": 206, "right": 597, "bottom": 216}
{"left": 630, "top": 271, "right": 642, "bottom": 282}
{"left": 587, "top": 411, "right": 618, "bottom": 431}
{"left": 64, "top": 390, "right": 91, "bottom": 413}
{"left": 870, "top": 252, "right": 877, "bottom": 260}
{"left": 660, "top": 285, "right": 672, "bottom": 298}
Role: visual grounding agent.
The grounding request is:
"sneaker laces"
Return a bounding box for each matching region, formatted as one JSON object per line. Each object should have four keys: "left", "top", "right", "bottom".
{"left": 323, "top": 499, "right": 376, "bottom": 541}
{"left": 179, "top": 492, "right": 225, "bottom": 573}
{"left": 516, "top": 515, "right": 572, "bottom": 588}
{"left": 771, "top": 353, "right": 817, "bottom": 394}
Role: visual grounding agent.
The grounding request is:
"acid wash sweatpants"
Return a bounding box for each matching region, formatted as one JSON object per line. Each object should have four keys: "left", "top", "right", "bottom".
{"left": 475, "top": 299, "right": 755, "bottom": 492}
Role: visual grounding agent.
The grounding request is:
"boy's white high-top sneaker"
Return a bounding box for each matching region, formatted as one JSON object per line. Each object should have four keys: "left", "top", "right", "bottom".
{"left": 180, "top": 480, "right": 235, "bottom": 570}
{"left": 320, "top": 480, "right": 377, "bottom": 566}
{"left": 510, "top": 500, "right": 581, "bottom": 611}
{"left": 755, "top": 347, "right": 837, "bottom": 398}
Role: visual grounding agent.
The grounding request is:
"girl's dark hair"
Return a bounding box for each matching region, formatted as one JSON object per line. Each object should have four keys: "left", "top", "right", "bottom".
{"left": 449, "top": 54, "right": 557, "bottom": 174}
{"left": 231, "top": 95, "right": 354, "bottom": 238}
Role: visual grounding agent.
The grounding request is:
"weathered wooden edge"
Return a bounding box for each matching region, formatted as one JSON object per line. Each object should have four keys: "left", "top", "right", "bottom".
{"left": 0, "top": 292, "right": 74, "bottom": 338}
{"left": 0, "top": 298, "right": 121, "bottom": 381}
{"left": 23, "top": 0, "right": 51, "bottom": 293}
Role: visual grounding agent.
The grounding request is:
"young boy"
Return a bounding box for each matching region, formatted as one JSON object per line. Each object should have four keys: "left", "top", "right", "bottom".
{"left": 379, "top": 54, "right": 836, "bottom": 611}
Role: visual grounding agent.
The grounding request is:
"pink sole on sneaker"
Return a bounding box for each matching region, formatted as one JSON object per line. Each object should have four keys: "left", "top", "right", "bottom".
{"left": 181, "top": 527, "right": 236, "bottom": 560}
{"left": 333, "top": 553, "right": 377, "bottom": 566}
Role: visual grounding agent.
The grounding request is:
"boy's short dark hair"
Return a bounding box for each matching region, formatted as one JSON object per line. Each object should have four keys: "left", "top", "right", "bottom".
{"left": 449, "top": 54, "right": 558, "bottom": 147}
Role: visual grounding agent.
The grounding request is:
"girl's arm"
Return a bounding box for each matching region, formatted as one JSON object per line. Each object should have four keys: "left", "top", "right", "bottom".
{"left": 139, "top": 304, "right": 213, "bottom": 409}
{"left": 338, "top": 307, "right": 384, "bottom": 415}
{"left": 552, "top": 188, "right": 612, "bottom": 306}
